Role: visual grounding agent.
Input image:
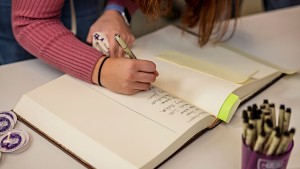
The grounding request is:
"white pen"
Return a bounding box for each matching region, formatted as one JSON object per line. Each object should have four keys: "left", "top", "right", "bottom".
{"left": 283, "top": 128, "right": 295, "bottom": 152}
{"left": 263, "top": 127, "right": 279, "bottom": 154}
{"left": 275, "top": 131, "right": 289, "bottom": 155}
{"left": 269, "top": 103, "right": 276, "bottom": 128}
{"left": 264, "top": 119, "right": 273, "bottom": 137}
{"left": 278, "top": 104, "right": 285, "bottom": 133}
{"left": 114, "top": 33, "right": 137, "bottom": 59}
{"left": 249, "top": 113, "right": 257, "bottom": 140}
{"left": 242, "top": 117, "right": 249, "bottom": 139}
{"left": 242, "top": 110, "right": 249, "bottom": 139}
{"left": 283, "top": 108, "right": 291, "bottom": 133}
{"left": 246, "top": 124, "right": 255, "bottom": 148}
{"left": 263, "top": 99, "right": 269, "bottom": 110}
{"left": 254, "top": 130, "right": 266, "bottom": 153}
{"left": 266, "top": 130, "right": 281, "bottom": 156}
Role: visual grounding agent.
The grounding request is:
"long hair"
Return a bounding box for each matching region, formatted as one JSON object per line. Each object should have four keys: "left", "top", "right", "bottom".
{"left": 136, "top": 0, "right": 240, "bottom": 46}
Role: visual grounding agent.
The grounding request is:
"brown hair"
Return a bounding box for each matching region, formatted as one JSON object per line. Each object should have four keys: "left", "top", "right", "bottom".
{"left": 136, "top": 0, "right": 240, "bottom": 46}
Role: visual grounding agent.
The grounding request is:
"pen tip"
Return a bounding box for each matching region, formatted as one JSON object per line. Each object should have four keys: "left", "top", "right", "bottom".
{"left": 290, "top": 128, "right": 295, "bottom": 134}
{"left": 266, "top": 119, "right": 273, "bottom": 127}
{"left": 261, "top": 130, "right": 266, "bottom": 137}
{"left": 242, "top": 110, "right": 248, "bottom": 118}
{"left": 283, "top": 131, "right": 290, "bottom": 136}
{"left": 252, "top": 104, "right": 258, "bottom": 109}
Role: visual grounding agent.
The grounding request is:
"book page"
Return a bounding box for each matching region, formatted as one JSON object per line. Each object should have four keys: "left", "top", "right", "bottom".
{"left": 15, "top": 75, "right": 214, "bottom": 169}
{"left": 156, "top": 50, "right": 258, "bottom": 84}
{"left": 133, "top": 25, "right": 279, "bottom": 119}
{"left": 134, "top": 26, "right": 239, "bottom": 118}
{"left": 89, "top": 84, "right": 211, "bottom": 133}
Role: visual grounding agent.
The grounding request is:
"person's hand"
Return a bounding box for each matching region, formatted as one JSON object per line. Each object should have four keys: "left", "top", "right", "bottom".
{"left": 92, "top": 57, "right": 159, "bottom": 95}
{"left": 86, "top": 10, "right": 135, "bottom": 57}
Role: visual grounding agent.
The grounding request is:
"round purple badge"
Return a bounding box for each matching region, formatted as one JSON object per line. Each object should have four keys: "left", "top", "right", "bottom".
{"left": 0, "top": 130, "right": 25, "bottom": 153}
{"left": 0, "top": 114, "right": 14, "bottom": 135}
{"left": 0, "top": 111, "right": 17, "bottom": 124}
{"left": 12, "top": 129, "right": 30, "bottom": 153}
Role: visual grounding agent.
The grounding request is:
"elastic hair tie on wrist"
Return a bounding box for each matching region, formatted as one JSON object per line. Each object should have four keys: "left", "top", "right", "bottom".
{"left": 98, "top": 57, "right": 110, "bottom": 87}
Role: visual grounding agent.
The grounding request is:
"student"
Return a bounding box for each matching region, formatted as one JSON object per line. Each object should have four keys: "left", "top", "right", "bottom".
{"left": 8, "top": 0, "right": 239, "bottom": 95}
{"left": 8, "top": 0, "right": 155, "bottom": 95}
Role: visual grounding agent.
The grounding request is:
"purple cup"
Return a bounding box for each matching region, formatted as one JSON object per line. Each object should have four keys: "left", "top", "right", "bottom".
{"left": 242, "top": 138, "right": 294, "bottom": 169}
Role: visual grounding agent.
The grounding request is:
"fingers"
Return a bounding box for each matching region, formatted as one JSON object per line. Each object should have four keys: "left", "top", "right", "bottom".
{"left": 127, "top": 60, "right": 158, "bottom": 85}
{"left": 123, "top": 33, "right": 135, "bottom": 48}
{"left": 86, "top": 9, "right": 135, "bottom": 57}
{"left": 135, "top": 71, "right": 157, "bottom": 83}
{"left": 100, "top": 58, "right": 158, "bottom": 95}
{"left": 132, "top": 82, "right": 152, "bottom": 91}
{"left": 92, "top": 32, "right": 110, "bottom": 56}
{"left": 108, "top": 35, "right": 119, "bottom": 57}
{"left": 88, "top": 31, "right": 135, "bottom": 57}
{"left": 122, "top": 72, "right": 157, "bottom": 92}
{"left": 117, "top": 48, "right": 125, "bottom": 58}
{"left": 136, "top": 60, "right": 158, "bottom": 74}
{"left": 110, "top": 33, "right": 135, "bottom": 57}
{"left": 122, "top": 81, "right": 153, "bottom": 95}
{"left": 125, "top": 60, "right": 158, "bottom": 93}
{"left": 87, "top": 30, "right": 132, "bottom": 57}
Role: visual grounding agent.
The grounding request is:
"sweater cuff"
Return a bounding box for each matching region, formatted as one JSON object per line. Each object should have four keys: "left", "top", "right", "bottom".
{"left": 107, "top": 0, "right": 138, "bottom": 15}
{"left": 105, "top": 4, "right": 131, "bottom": 25}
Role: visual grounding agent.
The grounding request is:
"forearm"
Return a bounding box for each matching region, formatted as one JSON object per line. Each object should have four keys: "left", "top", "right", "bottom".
{"left": 12, "top": 0, "right": 103, "bottom": 83}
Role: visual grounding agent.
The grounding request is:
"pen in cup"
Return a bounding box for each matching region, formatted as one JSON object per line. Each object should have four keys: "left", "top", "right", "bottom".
{"left": 114, "top": 33, "right": 137, "bottom": 59}
{"left": 243, "top": 100, "right": 295, "bottom": 156}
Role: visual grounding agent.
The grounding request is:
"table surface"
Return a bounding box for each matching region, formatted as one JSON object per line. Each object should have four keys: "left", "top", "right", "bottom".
{"left": 0, "top": 6, "right": 299, "bottom": 169}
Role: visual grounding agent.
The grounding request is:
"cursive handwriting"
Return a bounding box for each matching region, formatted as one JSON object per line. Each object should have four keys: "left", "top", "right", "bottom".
{"left": 147, "top": 87, "right": 206, "bottom": 123}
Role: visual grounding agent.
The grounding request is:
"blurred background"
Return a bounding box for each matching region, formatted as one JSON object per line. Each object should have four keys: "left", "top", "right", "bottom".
{"left": 131, "top": 0, "right": 298, "bottom": 38}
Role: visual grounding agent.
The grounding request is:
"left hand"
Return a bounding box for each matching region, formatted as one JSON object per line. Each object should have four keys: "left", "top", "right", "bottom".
{"left": 86, "top": 10, "right": 135, "bottom": 57}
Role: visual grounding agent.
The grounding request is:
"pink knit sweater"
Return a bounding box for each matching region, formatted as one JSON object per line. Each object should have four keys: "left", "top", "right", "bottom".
{"left": 12, "top": 0, "right": 137, "bottom": 83}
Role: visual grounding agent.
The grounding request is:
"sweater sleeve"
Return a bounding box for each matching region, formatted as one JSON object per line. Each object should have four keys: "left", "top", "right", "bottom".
{"left": 12, "top": 0, "right": 103, "bottom": 83}
{"left": 108, "top": 0, "right": 138, "bottom": 15}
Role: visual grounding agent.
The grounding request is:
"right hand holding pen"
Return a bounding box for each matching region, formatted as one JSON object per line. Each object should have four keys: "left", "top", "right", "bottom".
{"left": 96, "top": 57, "right": 159, "bottom": 95}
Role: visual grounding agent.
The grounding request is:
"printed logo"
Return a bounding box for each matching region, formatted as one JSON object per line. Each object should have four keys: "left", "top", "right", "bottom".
{"left": 0, "top": 115, "right": 13, "bottom": 134}
{"left": 1, "top": 133, "right": 22, "bottom": 150}
{"left": 257, "top": 158, "right": 287, "bottom": 169}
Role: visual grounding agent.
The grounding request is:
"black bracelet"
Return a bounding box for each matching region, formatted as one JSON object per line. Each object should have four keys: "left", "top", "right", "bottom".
{"left": 98, "top": 57, "right": 110, "bottom": 87}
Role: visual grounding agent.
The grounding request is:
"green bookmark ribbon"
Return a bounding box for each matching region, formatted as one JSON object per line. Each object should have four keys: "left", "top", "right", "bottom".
{"left": 218, "top": 94, "right": 239, "bottom": 122}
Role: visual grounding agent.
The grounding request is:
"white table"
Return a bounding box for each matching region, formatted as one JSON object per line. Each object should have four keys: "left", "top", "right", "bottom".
{"left": 1, "top": 6, "right": 300, "bottom": 169}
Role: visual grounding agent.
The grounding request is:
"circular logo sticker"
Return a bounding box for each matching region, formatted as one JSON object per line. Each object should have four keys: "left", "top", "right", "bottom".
{"left": 0, "top": 130, "right": 25, "bottom": 153}
{"left": 12, "top": 129, "right": 30, "bottom": 153}
{"left": 0, "top": 111, "right": 17, "bottom": 124}
{"left": 0, "top": 114, "right": 14, "bottom": 135}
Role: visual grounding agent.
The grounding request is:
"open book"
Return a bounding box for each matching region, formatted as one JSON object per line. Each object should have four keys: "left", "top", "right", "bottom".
{"left": 13, "top": 26, "right": 297, "bottom": 169}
